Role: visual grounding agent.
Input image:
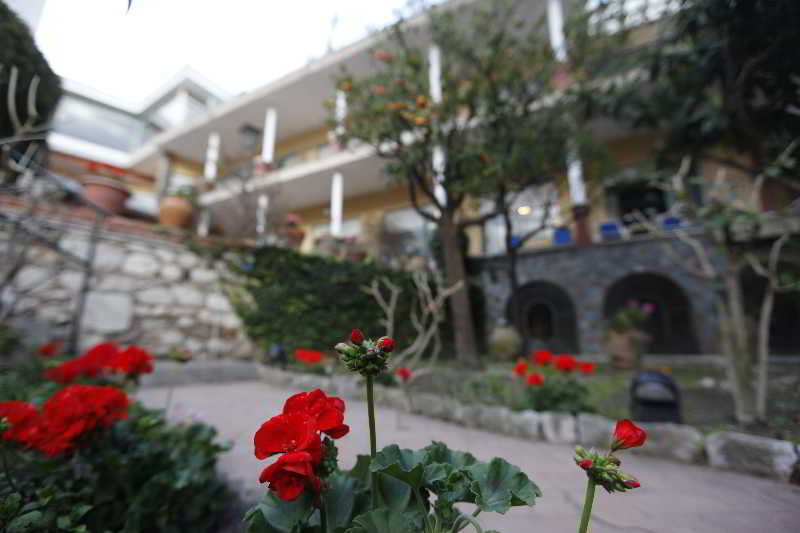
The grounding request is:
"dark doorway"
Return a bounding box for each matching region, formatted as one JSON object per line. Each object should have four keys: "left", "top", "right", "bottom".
{"left": 604, "top": 273, "right": 699, "bottom": 354}
{"left": 741, "top": 267, "right": 800, "bottom": 355}
{"left": 507, "top": 281, "right": 579, "bottom": 352}
{"left": 612, "top": 184, "right": 667, "bottom": 233}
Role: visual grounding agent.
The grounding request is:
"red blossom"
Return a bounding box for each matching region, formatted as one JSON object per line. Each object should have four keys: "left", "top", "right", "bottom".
{"left": 294, "top": 348, "right": 324, "bottom": 364}
{"left": 350, "top": 329, "right": 365, "bottom": 345}
{"left": 38, "top": 340, "right": 64, "bottom": 357}
{"left": 45, "top": 342, "right": 120, "bottom": 383}
{"left": 526, "top": 372, "right": 544, "bottom": 386}
{"left": 578, "top": 362, "right": 597, "bottom": 374}
{"left": 532, "top": 350, "right": 552, "bottom": 366}
{"left": 395, "top": 367, "right": 412, "bottom": 383}
{"left": 253, "top": 412, "right": 319, "bottom": 460}
{"left": 0, "top": 401, "right": 39, "bottom": 444}
{"left": 554, "top": 354, "right": 577, "bottom": 372}
{"left": 513, "top": 361, "right": 528, "bottom": 377}
{"left": 109, "top": 345, "right": 153, "bottom": 376}
{"left": 624, "top": 479, "right": 641, "bottom": 489}
{"left": 579, "top": 459, "right": 594, "bottom": 470}
{"left": 283, "top": 389, "right": 349, "bottom": 439}
{"left": 377, "top": 337, "right": 395, "bottom": 352}
{"left": 611, "top": 419, "right": 648, "bottom": 452}
{"left": 258, "top": 451, "right": 322, "bottom": 501}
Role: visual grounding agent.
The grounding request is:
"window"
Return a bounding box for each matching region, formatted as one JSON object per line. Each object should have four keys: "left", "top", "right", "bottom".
{"left": 586, "top": 0, "right": 679, "bottom": 32}
{"left": 483, "top": 184, "right": 560, "bottom": 255}
{"left": 52, "top": 96, "right": 146, "bottom": 151}
{"left": 381, "top": 207, "right": 435, "bottom": 257}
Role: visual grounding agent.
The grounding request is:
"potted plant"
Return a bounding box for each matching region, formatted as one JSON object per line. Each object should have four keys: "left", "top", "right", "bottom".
{"left": 158, "top": 185, "right": 195, "bottom": 229}
{"left": 82, "top": 174, "right": 131, "bottom": 214}
{"left": 606, "top": 300, "right": 654, "bottom": 370}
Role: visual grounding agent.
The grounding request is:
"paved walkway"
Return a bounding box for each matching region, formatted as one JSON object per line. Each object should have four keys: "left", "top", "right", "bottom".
{"left": 138, "top": 381, "right": 800, "bottom": 533}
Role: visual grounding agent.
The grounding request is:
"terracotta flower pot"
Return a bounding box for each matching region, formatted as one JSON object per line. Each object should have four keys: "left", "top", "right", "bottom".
{"left": 159, "top": 196, "right": 194, "bottom": 229}
{"left": 606, "top": 329, "right": 649, "bottom": 370}
{"left": 83, "top": 176, "right": 130, "bottom": 214}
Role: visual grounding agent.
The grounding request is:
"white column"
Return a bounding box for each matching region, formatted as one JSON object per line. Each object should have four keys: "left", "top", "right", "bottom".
{"left": 203, "top": 132, "right": 221, "bottom": 181}
{"left": 335, "top": 90, "right": 347, "bottom": 138}
{"left": 567, "top": 146, "right": 587, "bottom": 204}
{"left": 256, "top": 194, "right": 269, "bottom": 235}
{"left": 330, "top": 173, "right": 343, "bottom": 237}
{"left": 429, "top": 44, "right": 447, "bottom": 210}
{"left": 261, "top": 108, "right": 278, "bottom": 164}
{"left": 547, "top": 0, "right": 568, "bottom": 62}
{"left": 197, "top": 210, "right": 211, "bottom": 237}
{"left": 155, "top": 153, "right": 170, "bottom": 198}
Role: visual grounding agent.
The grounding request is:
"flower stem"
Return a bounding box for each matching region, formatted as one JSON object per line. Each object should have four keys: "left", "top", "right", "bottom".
{"left": 319, "top": 499, "right": 328, "bottom": 533}
{"left": 366, "top": 374, "right": 378, "bottom": 509}
{"left": 1, "top": 445, "right": 19, "bottom": 495}
{"left": 578, "top": 480, "right": 596, "bottom": 533}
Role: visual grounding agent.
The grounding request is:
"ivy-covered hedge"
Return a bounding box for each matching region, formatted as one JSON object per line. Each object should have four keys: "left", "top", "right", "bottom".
{"left": 232, "top": 246, "right": 440, "bottom": 354}
{"left": 0, "top": 1, "right": 61, "bottom": 139}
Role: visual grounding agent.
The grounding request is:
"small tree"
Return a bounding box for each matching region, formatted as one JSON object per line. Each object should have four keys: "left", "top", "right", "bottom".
{"left": 333, "top": 0, "right": 577, "bottom": 364}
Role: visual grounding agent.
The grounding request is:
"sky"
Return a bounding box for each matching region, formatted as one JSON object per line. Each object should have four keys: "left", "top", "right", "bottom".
{"left": 34, "top": 0, "right": 415, "bottom": 107}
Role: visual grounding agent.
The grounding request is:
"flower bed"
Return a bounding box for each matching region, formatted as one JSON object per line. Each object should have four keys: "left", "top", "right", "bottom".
{"left": 0, "top": 342, "right": 232, "bottom": 532}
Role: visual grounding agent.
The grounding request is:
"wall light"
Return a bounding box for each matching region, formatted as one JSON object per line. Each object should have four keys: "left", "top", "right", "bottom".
{"left": 517, "top": 205, "right": 532, "bottom": 216}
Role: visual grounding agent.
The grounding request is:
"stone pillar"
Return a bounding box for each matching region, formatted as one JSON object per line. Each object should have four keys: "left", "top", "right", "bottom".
{"left": 261, "top": 108, "right": 278, "bottom": 164}
{"left": 330, "top": 173, "right": 343, "bottom": 237}
{"left": 429, "top": 44, "right": 447, "bottom": 210}
{"left": 256, "top": 194, "right": 269, "bottom": 236}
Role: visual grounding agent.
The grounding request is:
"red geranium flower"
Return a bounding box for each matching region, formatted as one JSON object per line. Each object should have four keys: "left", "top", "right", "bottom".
{"left": 526, "top": 372, "right": 544, "bottom": 386}
{"left": 283, "top": 389, "right": 349, "bottom": 439}
{"left": 38, "top": 340, "right": 64, "bottom": 357}
{"left": 109, "top": 345, "right": 153, "bottom": 376}
{"left": 377, "top": 337, "right": 395, "bottom": 352}
{"left": 294, "top": 349, "right": 324, "bottom": 364}
{"left": 45, "top": 342, "right": 120, "bottom": 383}
{"left": 554, "top": 354, "right": 577, "bottom": 372}
{"left": 624, "top": 479, "right": 641, "bottom": 489}
{"left": 611, "top": 419, "right": 648, "bottom": 452}
{"left": 532, "top": 350, "right": 552, "bottom": 366}
{"left": 513, "top": 360, "right": 528, "bottom": 377}
{"left": 258, "top": 451, "right": 322, "bottom": 501}
{"left": 350, "top": 329, "right": 365, "bottom": 345}
{"left": 578, "top": 362, "right": 596, "bottom": 374}
{"left": 253, "top": 411, "right": 319, "bottom": 460}
{"left": 395, "top": 367, "right": 412, "bottom": 383}
{"left": 0, "top": 401, "right": 38, "bottom": 443}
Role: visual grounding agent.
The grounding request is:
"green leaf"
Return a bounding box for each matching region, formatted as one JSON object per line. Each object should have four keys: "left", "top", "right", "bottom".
{"left": 243, "top": 492, "right": 315, "bottom": 533}
{"left": 373, "top": 473, "right": 413, "bottom": 512}
{"left": 0, "top": 492, "right": 21, "bottom": 520}
{"left": 7, "top": 511, "right": 44, "bottom": 533}
{"left": 323, "top": 474, "right": 359, "bottom": 532}
{"left": 370, "top": 445, "right": 427, "bottom": 488}
{"left": 466, "top": 458, "right": 541, "bottom": 514}
{"left": 423, "top": 441, "right": 478, "bottom": 470}
{"left": 347, "top": 454, "right": 372, "bottom": 483}
{"left": 344, "top": 508, "right": 424, "bottom": 533}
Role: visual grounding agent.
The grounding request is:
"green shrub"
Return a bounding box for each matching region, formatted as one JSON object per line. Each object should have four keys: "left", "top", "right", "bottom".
{"left": 231, "top": 246, "right": 450, "bottom": 354}
{"left": 0, "top": 1, "right": 62, "bottom": 138}
{"left": 461, "top": 372, "right": 595, "bottom": 414}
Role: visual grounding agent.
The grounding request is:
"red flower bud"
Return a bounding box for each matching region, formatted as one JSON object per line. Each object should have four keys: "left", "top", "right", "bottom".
{"left": 395, "top": 367, "right": 412, "bottom": 382}
{"left": 611, "top": 419, "right": 648, "bottom": 452}
{"left": 350, "top": 329, "right": 365, "bottom": 345}
{"left": 513, "top": 361, "right": 528, "bottom": 377}
{"left": 624, "top": 479, "right": 640, "bottom": 489}
{"left": 377, "top": 337, "right": 395, "bottom": 352}
{"left": 579, "top": 459, "right": 593, "bottom": 470}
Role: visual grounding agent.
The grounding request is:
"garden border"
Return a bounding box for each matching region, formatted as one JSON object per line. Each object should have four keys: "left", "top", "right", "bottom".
{"left": 251, "top": 366, "right": 800, "bottom": 485}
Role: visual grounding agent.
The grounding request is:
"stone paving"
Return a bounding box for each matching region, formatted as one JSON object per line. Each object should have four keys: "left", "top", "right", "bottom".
{"left": 138, "top": 381, "right": 800, "bottom": 533}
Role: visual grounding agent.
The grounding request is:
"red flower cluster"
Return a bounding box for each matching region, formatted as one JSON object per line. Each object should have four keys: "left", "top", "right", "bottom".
{"left": 526, "top": 372, "right": 544, "bottom": 386}
{"left": 377, "top": 337, "right": 395, "bottom": 352}
{"left": 529, "top": 350, "right": 597, "bottom": 375}
{"left": 395, "top": 367, "right": 412, "bottom": 383}
{"left": 611, "top": 419, "right": 648, "bottom": 451}
{"left": 513, "top": 360, "right": 528, "bottom": 377}
{"left": 38, "top": 339, "right": 64, "bottom": 357}
{"left": 0, "top": 385, "right": 129, "bottom": 457}
{"left": 294, "top": 349, "right": 324, "bottom": 365}
{"left": 254, "top": 389, "right": 349, "bottom": 501}
{"left": 45, "top": 343, "right": 153, "bottom": 383}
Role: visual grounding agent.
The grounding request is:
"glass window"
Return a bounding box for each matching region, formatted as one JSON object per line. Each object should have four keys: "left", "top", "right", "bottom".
{"left": 52, "top": 96, "right": 147, "bottom": 152}
{"left": 483, "top": 184, "right": 560, "bottom": 255}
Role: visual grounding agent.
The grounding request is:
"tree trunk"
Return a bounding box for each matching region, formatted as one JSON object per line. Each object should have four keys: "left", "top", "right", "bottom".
{"left": 504, "top": 211, "right": 525, "bottom": 351}
{"left": 755, "top": 281, "right": 774, "bottom": 422}
{"left": 439, "top": 217, "right": 480, "bottom": 366}
{"left": 721, "top": 268, "right": 757, "bottom": 424}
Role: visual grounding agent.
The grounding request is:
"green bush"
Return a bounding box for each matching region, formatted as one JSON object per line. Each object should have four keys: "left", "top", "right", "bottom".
{"left": 0, "top": 1, "right": 62, "bottom": 138}
{"left": 231, "top": 246, "right": 449, "bottom": 354}
{"left": 461, "top": 372, "right": 595, "bottom": 414}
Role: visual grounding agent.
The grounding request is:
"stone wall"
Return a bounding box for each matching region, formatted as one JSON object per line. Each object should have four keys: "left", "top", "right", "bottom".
{"left": 3, "top": 226, "right": 256, "bottom": 359}
{"left": 472, "top": 234, "right": 721, "bottom": 355}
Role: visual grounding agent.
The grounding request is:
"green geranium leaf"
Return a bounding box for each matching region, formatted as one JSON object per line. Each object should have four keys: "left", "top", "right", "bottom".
{"left": 243, "top": 491, "right": 315, "bottom": 533}
{"left": 344, "top": 508, "right": 424, "bottom": 533}
{"left": 348, "top": 454, "right": 372, "bottom": 483}
{"left": 423, "top": 442, "right": 478, "bottom": 470}
{"left": 7, "top": 511, "right": 44, "bottom": 533}
{"left": 323, "top": 474, "right": 359, "bottom": 532}
{"left": 373, "top": 473, "right": 413, "bottom": 511}
{"left": 0, "top": 492, "right": 21, "bottom": 520}
{"left": 467, "top": 458, "right": 542, "bottom": 514}
{"left": 370, "top": 445, "right": 427, "bottom": 488}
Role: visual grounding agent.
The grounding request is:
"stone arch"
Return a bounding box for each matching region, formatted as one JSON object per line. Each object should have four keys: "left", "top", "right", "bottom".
{"left": 603, "top": 272, "right": 699, "bottom": 354}
{"left": 506, "top": 281, "right": 579, "bottom": 352}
